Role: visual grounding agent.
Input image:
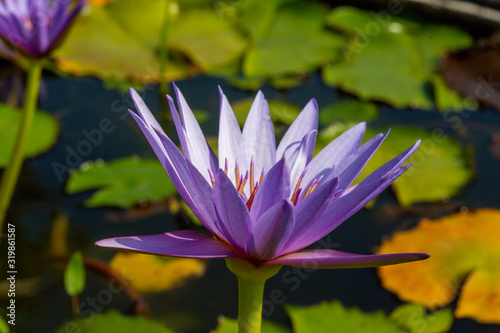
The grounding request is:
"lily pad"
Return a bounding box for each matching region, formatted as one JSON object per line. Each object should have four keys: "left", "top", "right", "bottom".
{"left": 357, "top": 126, "right": 473, "bottom": 206}
{"left": 286, "top": 301, "right": 453, "bottom": 333}
{"left": 56, "top": 311, "right": 175, "bottom": 333}
{"left": 323, "top": 6, "right": 473, "bottom": 110}
{"left": 390, "top": 304, "right": 453, "bottom": 333}
{"left": 66, "top": 156, "right": 177, "bottom": 208}
{"left": 318, "top": 100, "right": 378, "bottom": 126}
{"left": 169, "top": 9, "right": 247, "bottom": 72}
{"left": 56, "top": 1, "right": 246, "bottom": 81}
{"left": 211, "top": 317, "right": 290, "bottom": 333}
{"left": 0, "top": 104, "right": 59, "bottom": 167}
{"left": 242, "top": 1, "right": 345, "bottom": 79}
{"left": 377, "top": 209, "right": 500, "bottom": 324}
{"left": 55, "top": 5, "right": 167, "bottom": 82}
{"left": 110, "top": 252, "right": 206, "bottom": 293}
{"left": 286, "top": 301, "right": 401, "bottom": 333}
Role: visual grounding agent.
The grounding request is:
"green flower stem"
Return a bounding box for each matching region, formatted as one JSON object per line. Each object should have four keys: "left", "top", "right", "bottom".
{"left": 226, "top": 258, "right": 282, "bottom": 333}
{"left": 0, "top": 60, "right": 42, "bottom": 231}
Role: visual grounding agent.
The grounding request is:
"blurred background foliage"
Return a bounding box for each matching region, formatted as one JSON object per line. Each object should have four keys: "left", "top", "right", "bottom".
{"left": 1, "top": 0, "right": 500, "bottom": 332}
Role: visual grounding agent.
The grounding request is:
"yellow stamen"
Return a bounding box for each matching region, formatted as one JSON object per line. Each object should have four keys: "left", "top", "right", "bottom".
{"left": 235, "top": 160, "right": 240, "bottom": 189}
{"left": 291, "top": 176, "right": 304, "bottom": 205}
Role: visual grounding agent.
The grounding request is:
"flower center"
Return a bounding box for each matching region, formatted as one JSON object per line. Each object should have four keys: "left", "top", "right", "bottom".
{"left": 209, "top": 158, "right": 322, "bottom": 209}
{"left": 290, "top": 170, "right": 323, "bottom": 206}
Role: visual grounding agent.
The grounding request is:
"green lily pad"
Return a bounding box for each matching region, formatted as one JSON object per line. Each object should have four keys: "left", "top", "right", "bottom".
{"left": 286, "top": 301, "right": 401, "bottom": 333}
{"left": 56, "top": 1, "right": 246, "bottom": 81}
{"left": 64, "top": 251, "right": 85, "bottom": 297}
{"left": 432, "top": 75, "right": 477, "bottom": 112}
{"left": 390, "top": 304, "right": 453, "bottom": 333}
{"left": 242, "top": 1, "right": 345, "bottom": 79}
{"left": 66, "top": 156, "right": 176, "bottom": 208}
{"left": 285, "top": 301, "right": 453, "bottom": 333}
{"left": 0, "top": 104, "right": 59, "bottom": 167}
{"left": 169, "top": 9, "right": 247, "bottom": 72}
{"left": 358, "top": 126, "right": 474, "bottom": 207}
{"left": 319, "top": 100, "right": 378, "bottom": 126}
{"left": 56, "top": 311, "right": 175, "bottom": 333}
{"left": 55, "top": 5, "right": 168, "bottom": 82}
{"left": 323, "top": 6, "right": 473, "bottom": 110}
{"left": 211, "top": 317, "right": 290, "bottom": 333}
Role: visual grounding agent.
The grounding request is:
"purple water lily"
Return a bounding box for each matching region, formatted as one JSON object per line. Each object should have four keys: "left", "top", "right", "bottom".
{"left": 0, "top": 0, "right": 86, "bottom": 58}
{"left": 96, "top": 85, "right": 429, "bottom": 270}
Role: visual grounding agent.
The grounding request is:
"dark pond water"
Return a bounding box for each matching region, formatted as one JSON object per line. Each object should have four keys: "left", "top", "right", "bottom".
{"left": 2, "top": 72, "right": 500, "bottom": 332}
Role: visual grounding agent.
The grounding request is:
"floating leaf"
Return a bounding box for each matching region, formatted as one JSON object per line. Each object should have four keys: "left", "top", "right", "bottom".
{"left": 169, "top": 9, "right": 247, "bottom": 72}
{"left": 66, "top": 157, "right": 176, "bottom": 208}
{"left": 56, "top": 310, "right": 175, "bottom": 333}
{"left": 286, "top": 301, "right": 401, "bottom": 333}
{"left": 64, "top": 251, "right": 86, "bottom": 296}
{"left": 110, "top": 252, "right": 206, "bottom": 293}
{"left": 318, "top": 100, "right": 378, "bottom": 126}
{"left": 431, "top": 75, "right": 477, "bottom": 112}
{"left": 55, "top": 3, "right": 187, "bottom": 82}
{"left": 211, "top": 317, "right": 290, "bottom": 333}
{"left": 390, "top": 304, "right": 453, "bottom": 333}
{"left": 56, "top": 1, "right": 246, "bottom": 81}
{"left": 377, "top": 209, "right": 500, "bottom": 324}
{"left": 357, "top": 126, "right": 473, "bottom": 206}
{"left": 323, "top": 6, "right": 473, "bottom": 110}
{"left": 0, "top": 104, "right": 59, "bottom": 167}
{"left": 242, "top": 1, "right": 345, "bottom": 80}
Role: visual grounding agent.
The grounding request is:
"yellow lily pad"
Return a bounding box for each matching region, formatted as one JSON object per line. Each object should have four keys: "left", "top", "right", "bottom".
{"left": 110, "top": 252, "right": 207, "bottom": 293}
{"left": 377, "top": 209, "right": 500, "bottom": 324}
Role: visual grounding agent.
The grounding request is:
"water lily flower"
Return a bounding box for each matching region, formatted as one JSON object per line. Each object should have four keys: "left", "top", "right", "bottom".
{"left": 96, "top": 85, "right": 429, "bottom": 333}
{"left": 0, "top": 0, "right": 86, "bottom": 58}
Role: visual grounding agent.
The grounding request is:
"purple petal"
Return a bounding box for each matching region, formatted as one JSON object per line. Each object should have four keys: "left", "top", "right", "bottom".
{"left": 277, "top": 99, "right": 318, "bottom": 160}
{"left": 129, "top": 111, "right": 195, "bottom": 213}
{"left": 96, "top": 230, "right": 239, "bottom": 259}
{"left": 354, "top": 140, "right": 421, "bottom": 185}
{"left": 280, "top": 140, "right": 419, "bottom": 251}
{"left": 185, "top": 161, "right": 229, "bottom": 243}
{"left": 285, "top": 130, "right": 317, "bottom": 188}
{"left": 282, "top": 177, "right": 339, "bottom": 254}
{"left": 267, "top": 249, "right": 429, "bottom": 268}
{"left": 242, "top": 91, "right": 276, "bottom": 178}
{"left": 302, "top": 122, "right": 366, "bottom": 190}
{"left": 218, "top": 87, "right": 247, "bottom": 183}
{"left": 171, "top": 84, "right": 218, "bottom": 181}
{"left": 246, "top": 200, "right": 295, "bottom": 260}
{"left": 333, "top": 130, "right": 389, "bottom": 191}
{"left": 250, "top": 158, "right": 290, "bottom": 222}
{"left": 213, "top": 169, "right": 252, "bottom": 252}
{"left": 130, "top": 88, "right": 163, "bottom": 133}
{"left": 292, "top": 164, "right": 412, "bottom": 250}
